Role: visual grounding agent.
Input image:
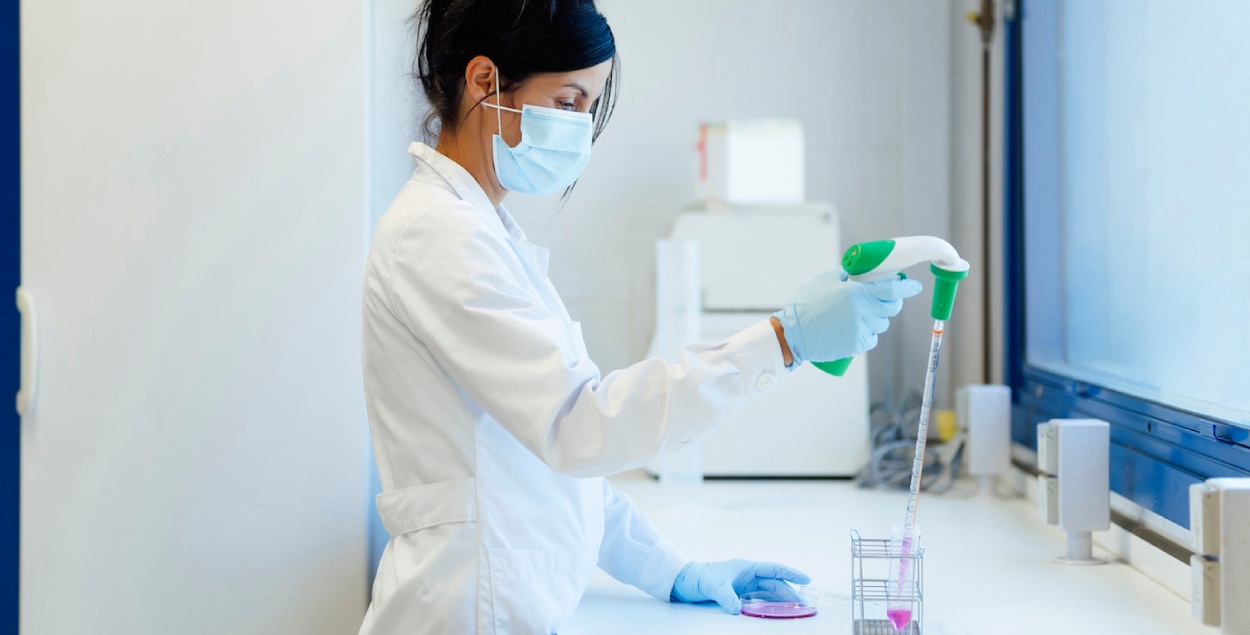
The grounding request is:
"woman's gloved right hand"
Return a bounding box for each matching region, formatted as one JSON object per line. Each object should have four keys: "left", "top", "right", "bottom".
{"left": 771, "top": 271, "right": 923, "bottom": 366}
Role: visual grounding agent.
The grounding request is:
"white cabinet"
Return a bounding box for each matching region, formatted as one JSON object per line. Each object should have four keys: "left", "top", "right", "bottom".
{"left": 20, "top": 2, "right": 370, "bottom": 632}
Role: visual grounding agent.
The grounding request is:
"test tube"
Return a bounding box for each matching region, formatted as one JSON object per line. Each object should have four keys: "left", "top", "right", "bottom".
{"left": 886, "top": 523, "right": 919, "bottom": 633}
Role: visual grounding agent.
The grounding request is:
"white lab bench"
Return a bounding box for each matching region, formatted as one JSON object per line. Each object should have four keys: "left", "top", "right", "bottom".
{"left": 563, "top": 476, "right": 1217, "bottom": 635}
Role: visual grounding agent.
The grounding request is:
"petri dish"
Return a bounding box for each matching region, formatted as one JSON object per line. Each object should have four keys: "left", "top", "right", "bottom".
{"left": 740, "top": 599, "right": 818, "bottom": 619}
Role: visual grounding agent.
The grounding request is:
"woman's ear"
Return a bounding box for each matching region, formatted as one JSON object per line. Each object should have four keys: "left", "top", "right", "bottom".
{"left": 463, "top": 55, "right": 496, "bottom": 105}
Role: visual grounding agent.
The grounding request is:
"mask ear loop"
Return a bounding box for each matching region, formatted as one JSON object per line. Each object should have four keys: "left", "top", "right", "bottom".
{"left": 494, "top": 66, "right": 503, "bottom": 138}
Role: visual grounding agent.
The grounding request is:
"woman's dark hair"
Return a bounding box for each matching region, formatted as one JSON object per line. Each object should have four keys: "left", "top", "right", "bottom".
{"left": 414, "top": 0, "right": 619, "bottom": 143}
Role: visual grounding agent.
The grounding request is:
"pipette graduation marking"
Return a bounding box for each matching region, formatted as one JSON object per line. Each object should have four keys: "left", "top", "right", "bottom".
{"left": 889, "top": 320, "right": 944, "bottom": 631}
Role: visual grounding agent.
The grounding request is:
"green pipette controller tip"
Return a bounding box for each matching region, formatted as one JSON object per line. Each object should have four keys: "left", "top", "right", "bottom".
{"left": 817, "top": 236, "right": 970, "bottom": 377}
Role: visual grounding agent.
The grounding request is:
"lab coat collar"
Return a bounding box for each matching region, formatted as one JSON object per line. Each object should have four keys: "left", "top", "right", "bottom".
{"left": 407, "top": 142, "right": 529, "bottom": 244}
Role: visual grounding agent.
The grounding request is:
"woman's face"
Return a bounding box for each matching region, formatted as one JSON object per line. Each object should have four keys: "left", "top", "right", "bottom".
{"left": 491, "top": 59, "right": 613, "bottom": 147}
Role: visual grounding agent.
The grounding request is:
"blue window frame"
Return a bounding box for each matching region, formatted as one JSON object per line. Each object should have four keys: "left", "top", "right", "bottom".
{"left": 2, "top": 0, "right": 19, "bottom": 626}
{"left": 1005, "top": 0, "right": 1250, "bottom": 529}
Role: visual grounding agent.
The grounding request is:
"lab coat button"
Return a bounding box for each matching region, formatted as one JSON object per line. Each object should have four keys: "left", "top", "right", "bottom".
{"left": 756, "top": 373, "right": 776, "bottom": 392}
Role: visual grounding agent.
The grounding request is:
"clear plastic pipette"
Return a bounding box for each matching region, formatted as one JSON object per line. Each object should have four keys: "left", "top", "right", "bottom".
{"left": 816, "top": 237, "right": 968, "bottom": 632}
{"left": 888, "top": 319, "right": 944, "bottom": 631}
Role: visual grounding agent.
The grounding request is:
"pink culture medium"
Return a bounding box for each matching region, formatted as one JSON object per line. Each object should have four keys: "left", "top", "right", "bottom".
{"left": 886, "top": 608, "right": 912, "bottom": 630}
{"left": 739, "top": 601, "right": 817, "bottom": 619}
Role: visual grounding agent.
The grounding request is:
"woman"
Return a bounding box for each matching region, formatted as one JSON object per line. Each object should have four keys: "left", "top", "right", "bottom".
{"left": 358, "top": 1, "right": 921, "bottom": 633}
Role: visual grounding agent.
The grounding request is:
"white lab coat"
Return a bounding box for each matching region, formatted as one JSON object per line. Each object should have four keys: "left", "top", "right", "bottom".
{"left": 357, "top": 143, "right": 788, "bottom": 634}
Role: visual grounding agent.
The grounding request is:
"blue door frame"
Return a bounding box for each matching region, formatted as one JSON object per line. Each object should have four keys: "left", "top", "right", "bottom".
{"left": 1004, "top": 0, "right": 1250, "bottom": 531}
{"left": 2, "top": 0, "right": 20, "bottom": 628}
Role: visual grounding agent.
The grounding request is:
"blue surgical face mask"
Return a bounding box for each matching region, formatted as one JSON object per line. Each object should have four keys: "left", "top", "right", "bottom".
{"left": 483, "top": 70, "right": 594, "bottom": 196}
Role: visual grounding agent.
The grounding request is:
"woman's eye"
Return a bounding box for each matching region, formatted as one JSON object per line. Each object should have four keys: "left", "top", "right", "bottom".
{"left": 559, "top": 101, "right": 576, "bottom": 111}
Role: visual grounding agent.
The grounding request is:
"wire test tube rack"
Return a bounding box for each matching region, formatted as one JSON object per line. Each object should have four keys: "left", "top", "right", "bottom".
{"left": 851, "top": 530, "right": 924, "bottom": 635}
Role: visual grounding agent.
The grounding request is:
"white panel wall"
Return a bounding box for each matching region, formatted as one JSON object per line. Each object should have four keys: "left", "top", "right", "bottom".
{"left": 21, "top": 1, "right": 370, "bottom": 632}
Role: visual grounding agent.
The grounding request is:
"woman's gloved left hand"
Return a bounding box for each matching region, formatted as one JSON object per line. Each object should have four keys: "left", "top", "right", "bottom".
{"left": 670, "top": 559, "right": 811, "bottom": 614}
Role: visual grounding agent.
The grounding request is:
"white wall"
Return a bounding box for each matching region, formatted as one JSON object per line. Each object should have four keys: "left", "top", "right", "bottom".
{"left": 949, "top": 0, "right": 1006, "bottom": 391}
{"left": 898, "top": 0, "right": 955, "bottom": 407}
{"left": 371, "top": 0, "right": 992, "bottom": 412}
{"left": 21, "top": 1, "right": 370, "bottom": 632}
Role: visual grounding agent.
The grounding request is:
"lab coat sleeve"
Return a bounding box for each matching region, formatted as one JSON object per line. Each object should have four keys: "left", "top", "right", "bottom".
{"left": 386, "top": 202, "right": 789, "bottom": 477}
{"left": 596, "top": 479, "right": 689, "bottom": 601}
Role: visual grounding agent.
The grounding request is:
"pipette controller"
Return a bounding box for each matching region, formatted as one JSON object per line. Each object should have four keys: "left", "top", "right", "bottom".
{"left": 813, "top": 236, "right": 969, "bottom": 377}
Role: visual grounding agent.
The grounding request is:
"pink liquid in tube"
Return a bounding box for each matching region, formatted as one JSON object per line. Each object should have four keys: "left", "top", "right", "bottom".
{"left": 886, "top": 607, "right": 912, "bottom": 631}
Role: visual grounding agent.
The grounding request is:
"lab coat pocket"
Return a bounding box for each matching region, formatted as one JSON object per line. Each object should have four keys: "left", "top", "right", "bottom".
{"left": 373, "top": 478, "right": 480, "bottom": 633}
{"left": 487, "top": 548, "right": 596, "bottom": 634}
{"left": 375, "top": 477, "right": 477, "bottom": 537}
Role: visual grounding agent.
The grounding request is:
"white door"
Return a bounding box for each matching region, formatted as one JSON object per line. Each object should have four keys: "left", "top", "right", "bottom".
{"left": 20, "top": 2, "right": 369, "bottom": 633}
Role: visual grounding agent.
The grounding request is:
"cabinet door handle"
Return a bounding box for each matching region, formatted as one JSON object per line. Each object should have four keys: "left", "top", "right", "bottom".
{"left": 16, "top": 286, "right": 36, "bottom": 415}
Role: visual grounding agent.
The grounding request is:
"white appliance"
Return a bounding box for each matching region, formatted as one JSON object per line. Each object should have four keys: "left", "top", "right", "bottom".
{"left": 696, "top": 119, "right": 805, "bottom": 205}
{"left": 646, "top": 202, "right": 871, "bottom": 477}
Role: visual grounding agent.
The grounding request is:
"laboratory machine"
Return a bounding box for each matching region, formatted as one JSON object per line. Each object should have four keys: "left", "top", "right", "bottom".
{"left": 646, "top": 201, "right": 871, "bottom": 477}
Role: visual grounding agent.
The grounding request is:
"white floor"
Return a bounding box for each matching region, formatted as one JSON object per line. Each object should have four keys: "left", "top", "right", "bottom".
{"left": 562, "top": 473, "right": 1218, "bottom": 635}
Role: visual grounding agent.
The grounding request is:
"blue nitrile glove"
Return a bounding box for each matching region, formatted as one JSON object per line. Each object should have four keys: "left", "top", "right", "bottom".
{"left": 670, "top": 559, "right": 812, "bottom": 615}
{"left": 772, "top": 271, "right": 923, "bottom": 365}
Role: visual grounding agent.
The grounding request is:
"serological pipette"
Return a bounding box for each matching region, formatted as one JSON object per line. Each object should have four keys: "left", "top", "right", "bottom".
{"left": 816, "top": 236, "right": 969, "bottom": 632}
